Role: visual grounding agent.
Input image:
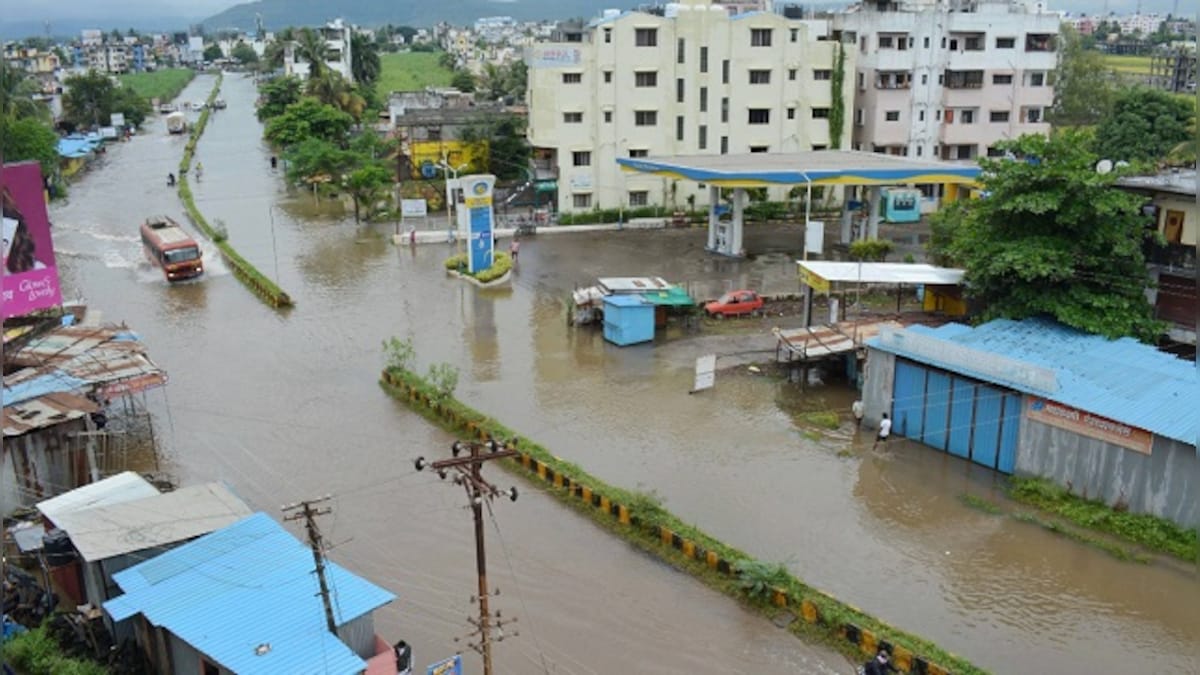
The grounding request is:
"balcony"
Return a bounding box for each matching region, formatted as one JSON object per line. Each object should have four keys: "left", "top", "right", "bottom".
{"left": 944, "top": 70, "right": 984, "bottom": 89}
{"left": 874, "top": 70, "right": 912, "bottom": 89}
{"left": 1025, "top": 34, "right": 1056, "bottom": 52}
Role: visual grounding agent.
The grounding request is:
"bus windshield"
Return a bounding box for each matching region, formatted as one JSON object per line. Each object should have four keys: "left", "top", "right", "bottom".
{"left": 163, "top": 246, "right": 200, "bottom": 264}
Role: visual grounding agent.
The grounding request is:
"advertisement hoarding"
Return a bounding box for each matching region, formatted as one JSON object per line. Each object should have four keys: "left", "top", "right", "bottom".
{"left": 1, "top": 161, "right": 62, "bottom": 319}
{"left": 1025, "top": 397, "right": 1154, "bottom": 455}
{"left": 425, "top": 655, "right": 462, "bottom": 675}
{"left": 461, "top": 174, "right": 496, "bottom": 274}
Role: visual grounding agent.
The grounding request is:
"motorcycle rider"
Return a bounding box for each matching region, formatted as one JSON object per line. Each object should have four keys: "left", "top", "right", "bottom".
{"left": 863, "top": 648, "right": 898, "bottom": 675}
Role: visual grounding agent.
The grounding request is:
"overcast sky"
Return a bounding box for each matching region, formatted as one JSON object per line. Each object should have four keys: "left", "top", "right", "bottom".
{"left": 0, "top": 0, "right": 1193, "bottom": 26}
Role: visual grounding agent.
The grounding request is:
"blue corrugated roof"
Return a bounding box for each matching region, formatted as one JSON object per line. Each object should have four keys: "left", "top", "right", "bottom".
{"left": 870, "top": 318, "right": 1199, "bottom": 445}
{"left": 2, "top": 371, "right": 90, "bottom": 406}
{"left": 104, "top": 513, "right": 396, "bottom": 675}
{"left": 57, "top": 135, "right": 100, "bottom": 159}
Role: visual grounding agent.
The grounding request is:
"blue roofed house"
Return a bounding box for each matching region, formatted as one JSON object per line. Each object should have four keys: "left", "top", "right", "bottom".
{"left": 863, "top": 318, "right": 1199, "bottom": 527}
{"left": 104, "top": 512, "right": 398, "bottom": 675}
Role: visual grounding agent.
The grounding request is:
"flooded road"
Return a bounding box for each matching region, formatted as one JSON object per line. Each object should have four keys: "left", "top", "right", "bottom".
{"left": 49, "top": 72, "right": 1199, "bottom": 675}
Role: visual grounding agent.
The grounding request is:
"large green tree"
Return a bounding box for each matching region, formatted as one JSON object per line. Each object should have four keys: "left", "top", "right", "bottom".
{"left": 450, "top": 70, "right": 476, "bottom": 93}
{"left": 263, "top": 28, "right": 295, "bottom": 71}
{"left": 1093, "top": 88, "right": 1194, "bottom": 163}
{"left": 294, "top": 28, "right": 330, "bottom": 79}
{"left": 257, "top": 76, "right": 303, "bottom": 121}
{"left": 231, "top": 42, "right": 259, "bottom": 65}
{"left": 343, "top": 163, "right": 392, "bottom": 223}
{"left": 459, "top": 113, "right": 531, "bottom": 180}
{"left": 1049, "top": 24, "right": 1117, "bottom": 127}
{"left": 350, "top": 33, "right": 380, "bottom": 86}
{"left": 929, "top": 131, "right": 1161, "bottom": 341}
{"left": 203, "top": 43, "right": 224, "bottom": 62}
{"left": 0, "top": 116, "right": 58, "bottom": 175}
{"left": 0, "top": 61, "right": 48, "bottom": 120}
{"left": 306, "top": 70, "right": 365, "bottom": 120}
{"left": 63, "top": 70, "right": 116, "bottom": 127}
{"left": 264, "top": 97, "right": 353, "bottom": 147}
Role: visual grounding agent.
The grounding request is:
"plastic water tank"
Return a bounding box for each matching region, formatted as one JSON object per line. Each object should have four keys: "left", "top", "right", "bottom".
{"left": 602, "top": 8, "right": 621, "bottom": 19}
{"left": 42, "top": 528, "right": 75, "bottom": 567}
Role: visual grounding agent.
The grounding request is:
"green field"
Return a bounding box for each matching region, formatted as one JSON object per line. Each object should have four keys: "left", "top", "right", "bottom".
{"left": 118, "top": 68, "right": 195, "bottom": 102}
{"left": 376, "top": 52, "right": 456, "bottom": 94}
{"left": 1101, "top": 54, "right": 1153, "bottom": 75}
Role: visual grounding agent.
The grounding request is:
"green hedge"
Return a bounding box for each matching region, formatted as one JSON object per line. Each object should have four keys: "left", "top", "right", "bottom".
{"left": 1, "top": 624, "right": 107, "bottom": 675}
{"left": 444, "top": 252, "right": 512, "bottom": 283}
{"left": 379, "top": 366, "right": 984, "bottom": 675}
{"left": 176, "top": 74, "right": 294, "bottom": 309}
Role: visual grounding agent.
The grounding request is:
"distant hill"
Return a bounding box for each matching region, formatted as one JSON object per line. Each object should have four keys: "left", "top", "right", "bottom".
{"left": 202, "top": 0, "right": 647, "bottom": 32}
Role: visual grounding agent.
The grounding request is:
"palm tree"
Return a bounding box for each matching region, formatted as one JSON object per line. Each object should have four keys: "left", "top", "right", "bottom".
{"left": 306, "top": 70, "right": 365, "bottom": 120}
{"left": 350, "top": 33, "right": 380, "bottom": 86}
{"left": 0, "top": 60, "right": 48, "bottom": 121}
{"left": 294, "top": 27, "right": 330, "bottom": 80}
{"left": 262, "top": 27, "right": 295, "bottom": 71}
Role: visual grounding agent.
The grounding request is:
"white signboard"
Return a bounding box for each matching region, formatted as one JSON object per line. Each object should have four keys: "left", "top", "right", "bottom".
{"left": 110, "top": 112, "right": 125, "bottom": 128}
{"left": 568, "top": 173, "right": 593, "bottom": 190}
{"left": 401, "top": 199, "right": 428, "bottom": 218}
{"left": 527, "top": 46, "right": 582, "bottom": 69}
{"left": 805, "top": 221, "right": 824, "bottom": 255}
{"left": 693, "top": 354, "right": 717, "bottom": 393}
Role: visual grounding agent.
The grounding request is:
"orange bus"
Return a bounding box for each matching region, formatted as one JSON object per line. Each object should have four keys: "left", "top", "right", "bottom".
{"left": 141, "top": 216, "right": 203, "bottom": 282}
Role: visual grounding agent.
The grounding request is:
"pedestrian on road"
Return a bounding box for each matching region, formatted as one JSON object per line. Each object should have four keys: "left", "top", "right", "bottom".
{"left": 509, "top": 237, "right": 519, "bottom": 263}
{"left": 852, "top": 400, "right": 864, "bottom": 429}
{"left": 872, "top": 412, "right": 892, "bottom": 451}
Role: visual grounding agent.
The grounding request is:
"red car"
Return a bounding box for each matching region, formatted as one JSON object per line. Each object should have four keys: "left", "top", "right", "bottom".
{"left": 705, "top": 290, "right": 764, "bottom": 317}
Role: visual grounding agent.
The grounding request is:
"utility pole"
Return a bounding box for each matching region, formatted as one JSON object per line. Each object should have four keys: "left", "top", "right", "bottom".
{"left": 282, "top": 495, "right": 337, "bottom": 635}
{"left": 415, "top": 439, "right": 520, "bottom": 675}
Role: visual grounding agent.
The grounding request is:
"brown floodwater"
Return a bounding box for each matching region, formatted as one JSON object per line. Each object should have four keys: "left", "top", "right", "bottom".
{"left": 48, "top": 72, "right": 1199, "bottom": 675}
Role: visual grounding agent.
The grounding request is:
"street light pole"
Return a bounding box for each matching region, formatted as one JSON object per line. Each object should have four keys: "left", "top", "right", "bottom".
{"left": 437, "top": 152, "right": 467, "bottom": 250}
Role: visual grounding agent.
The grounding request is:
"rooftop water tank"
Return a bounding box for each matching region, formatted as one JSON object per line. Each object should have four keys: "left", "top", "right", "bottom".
{"left": 602, "top": 8, "right": 621, "bottom": 19}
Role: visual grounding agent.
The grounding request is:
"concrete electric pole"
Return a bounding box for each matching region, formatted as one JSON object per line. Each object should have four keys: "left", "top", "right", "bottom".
{"left": 283, "top": 495, "right": 338, "bottom": 634}
{"left": 415, "top": 439, "right": 520, "bottom": 675}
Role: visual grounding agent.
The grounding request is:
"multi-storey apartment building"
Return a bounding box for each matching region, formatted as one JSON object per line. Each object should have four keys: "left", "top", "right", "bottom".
{"left": 527, "top": 0, "right": 855, "bottom": 214}
{"left": 832, "top": 0, "right": 1058, "bottom": 162}
{"left": 284, "top": 19, "right": 354, "bottom": 82}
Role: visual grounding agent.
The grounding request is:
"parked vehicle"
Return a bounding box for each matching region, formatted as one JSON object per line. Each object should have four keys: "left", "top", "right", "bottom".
{"left": 141, "top": 216, "right": 203, "bottom": 282}
{"left": 158, "top": 103, "right": 177, "bottom": 114}
{"left": 165, "top": 111, "right": 187, "bottom": 134}
{"left": 705, "top": 290, "right": 763, "bottom": 317}
{"left": 211, "top": 98, "right": 227, "bottom": 110}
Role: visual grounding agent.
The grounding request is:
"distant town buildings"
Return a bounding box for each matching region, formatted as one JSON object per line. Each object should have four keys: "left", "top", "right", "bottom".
{"left": 831, "top": 0, "right": 1059, "bottom": 161}
{"left": 284, "top": 18, "right": 354, "bottom": 81}
{"left": 526, "top": 0, "right": 855, "bottom": 214}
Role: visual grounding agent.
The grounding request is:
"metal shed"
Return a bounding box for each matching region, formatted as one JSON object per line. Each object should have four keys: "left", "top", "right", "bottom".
{"left": 602, "top": 295, "right": 656, "bottom": 347}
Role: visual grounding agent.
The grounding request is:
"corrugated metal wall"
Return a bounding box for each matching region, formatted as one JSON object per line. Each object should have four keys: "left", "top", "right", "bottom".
{"left": 1017, "top": 419, "right": 1200, "bottom": 527}
{"left": 337, "top": 613, "right": 377, "bottom": 659}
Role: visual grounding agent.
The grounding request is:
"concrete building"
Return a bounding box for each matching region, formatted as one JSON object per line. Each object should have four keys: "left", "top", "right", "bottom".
{"left": 832, "top": 0, "right": 1058, "bottom": 162}
{"left": 863, "top": 318, "right": 1199, "bottom": 527}
{"left": 526, "top": 1, "right": 855, "bottom": 214}
{"left": 1116, "top": 169, "right": 1198, "bottom": 347}
{"left": 1149, "top": 45, "right": 1197, "bottom": 94}
{"left": 284, "top": 18, "right": 354, "bottom": 82}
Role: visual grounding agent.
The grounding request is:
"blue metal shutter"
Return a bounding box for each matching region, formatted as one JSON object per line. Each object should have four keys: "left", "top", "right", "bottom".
{"left": 947, "top": 376, "right": 975, "bottom": 459}
{"left": 892, "top": 360, "right": 927, "bottom": 439}
{"left": 971, "top": 385, "right": 1003, "bottom": 469}
{"left": 922, "top": 371, "right": 951, "bottom": 451}
{"left": 996, "top": 393, "right": 1022, "bottom": 474}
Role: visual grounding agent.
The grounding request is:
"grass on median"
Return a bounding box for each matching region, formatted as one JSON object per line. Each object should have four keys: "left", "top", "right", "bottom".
{"left": 119, "top": 68, "right": 195, "bottom": 102}
{"left": 1008, "top": 477, "right": 1197, "bottom": 563}
{"left": 377, "top": 52, "right": 456, "bottom": 94}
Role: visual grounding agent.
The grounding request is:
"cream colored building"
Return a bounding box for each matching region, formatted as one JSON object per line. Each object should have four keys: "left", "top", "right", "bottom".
{"left": 832, "top": 0, "right": 1058, "bottom": 162}
{"left": 527, "top": 1, "right": 855, "bottom": 214}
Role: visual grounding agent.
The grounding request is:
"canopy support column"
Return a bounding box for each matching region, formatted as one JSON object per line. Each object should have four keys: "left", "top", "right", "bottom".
{"left": 728, "top": 188, "right": 746, "bottom": 257}
{"left": 706, "top": 185, "right": 719, "bottom": 251}
{"left": 866, "top": 186, "right": 883, "bottom": 240}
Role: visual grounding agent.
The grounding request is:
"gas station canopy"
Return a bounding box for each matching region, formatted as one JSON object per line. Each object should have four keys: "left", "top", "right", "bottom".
{"left": 617, "top": 150, "right": 982, "bottom": 187}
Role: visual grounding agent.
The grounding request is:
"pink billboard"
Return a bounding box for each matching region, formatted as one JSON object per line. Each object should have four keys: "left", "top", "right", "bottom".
{"left": 1, "top": 161, "right": 62, "bottom": 319}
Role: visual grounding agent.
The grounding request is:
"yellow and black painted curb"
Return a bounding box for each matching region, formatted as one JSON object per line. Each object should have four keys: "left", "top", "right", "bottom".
{"left": 176, "top": 73, "right": 294, "bottom": 309}
{"left": 379, "top": 368, "right": 978, "bottom": 675}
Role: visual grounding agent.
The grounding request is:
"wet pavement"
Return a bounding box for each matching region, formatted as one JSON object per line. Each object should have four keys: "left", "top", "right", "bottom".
{"left": 47, "top": 72, "right": 1200, "bottom": 675}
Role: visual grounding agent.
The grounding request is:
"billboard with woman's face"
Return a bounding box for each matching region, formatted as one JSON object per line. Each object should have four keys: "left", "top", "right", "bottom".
{"left": 1, "top": 161, "right": 62, "bottom": 319}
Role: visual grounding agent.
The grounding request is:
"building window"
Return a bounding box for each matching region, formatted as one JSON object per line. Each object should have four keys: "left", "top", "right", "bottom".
{"left": 1025, "top": 71, "right": 1046, "bottom": 87}
{"left": 563, "top": 112, "right": 583, "bottom": 123}
{"left": 699, "top": 87, "right": 707, "bottom": 112}
{"left": 562, "top": 73, "right": 581, "bottom": 84}
{"left": 676, "top": 78, "right": 684, "bottom": 103}
{"left": 748, "top": 108, "right": 770, "bottom": 124}
{"left": 700, "top": 47, "right": 708, "bottom": 73}
{"left": 751, "top": 28, "right": 772, "bottom": 47}
{"left": 677, "top": 38, "right": 685, "bottom": 64}
{"left": 721, "top": 59, "right": 728, "bottom": 83}
{"left": 945, "top": 70, "right": 983, "bottom": 89}
{"left": 960, "top": 109, "right": 975, "bottom": 124}
{"left": 628, "top": 190, "right": 649, "bottom": 206}
{"left": 812, "top": 144, "right": 827, "bottom": 151}
{"left": 635, "top": 28, "right": 658, "bottom": 47}
{"left": 1022, "top": 107, "right": 1043, "bottom": 123}
{"left": 635, "top": 71, "right": 658, "bottom": 87}
{"left": 854, "top": 108, "right": 864, "bottom": 126}
{"left": 676, "top": 115, "right": 684, "bottom": 141}
{"left": 963, "top": 34, "right": 984, "bottom": 51}
{"left": 749, "top": 69, "right": 771, "bottom": 84}
{"left": 996, "top": 36, "right": 1015, "bottom": 48}
{"left": 790, "top": 28, "right": 798, "bottom": 43}
{"left": 989, "top": 110, "right": 1009, "bottom": 122}
{"left": 923, "top": 36, "right": 930, "bottom": 48}
{"left": 573, "top": 193, "right": 592, "bottom": 208}
{"left": 813, "top": 69, "right": 831, "bottom": 80}
{"left": 875, "top": 70, "right": 912, "bottom": 89}
{"left": 1025, "top": 33, "right": 1055, "bottom": 52}
{"left": 572, "top": 151, "right": 591, "bottom": 166}
{"left": 936, "top": 109, "right": 942, "bottom": 121}
{"left": 604, "top": 110, "right": 612, "bottom": 123}
{"left": 603, "top": 28, "right": 612, "bottom": 43}
{"left": 603, "top": 70, "right": 612, "bottom": 83}
{"left": 812, "top": 107, "right": 831, "bottom": 119}
{"left": 787, "top": 107, "right": 795, "bottom": 120}
{"left": 993, "top": 73, "right": 1013, "bottom": 85}
{"left": 629, "top": 148, "right": 648, "bottom": 158}
{"left": 987, "top": 145, "right": 1006, "bottom": 157}
{"left": 720, "top": 97, "right": 728, "bottom": 122}
{"left": 720, "top": 136, "right": 728, "bottom": 154}
{"left": 921, "top": 73, "right": 928, "bottom": 85}
{"left": 750, "top": 146, "right": 769, "bottom": 153}
{"left": 699, "top": 125, "right": 707, "bottom": 149}
{"left": 635, "top": 110, "right": 658, "bottom": 126}
{"left": 916, "top": 145, "right": 923, "bottom": 157}
{"left": 885, "top": 110, "right": 900, "bottom": 121}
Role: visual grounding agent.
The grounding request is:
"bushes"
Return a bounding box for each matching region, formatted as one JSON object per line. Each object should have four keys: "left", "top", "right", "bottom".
{"left": 444, "top": 252, "right": 512, "bottom": 284}
{"left": 849, "top": 238, "right": 894, "bottom": 262}
{"left": 1, "top": 624, "right": 107, "bottom": 675}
